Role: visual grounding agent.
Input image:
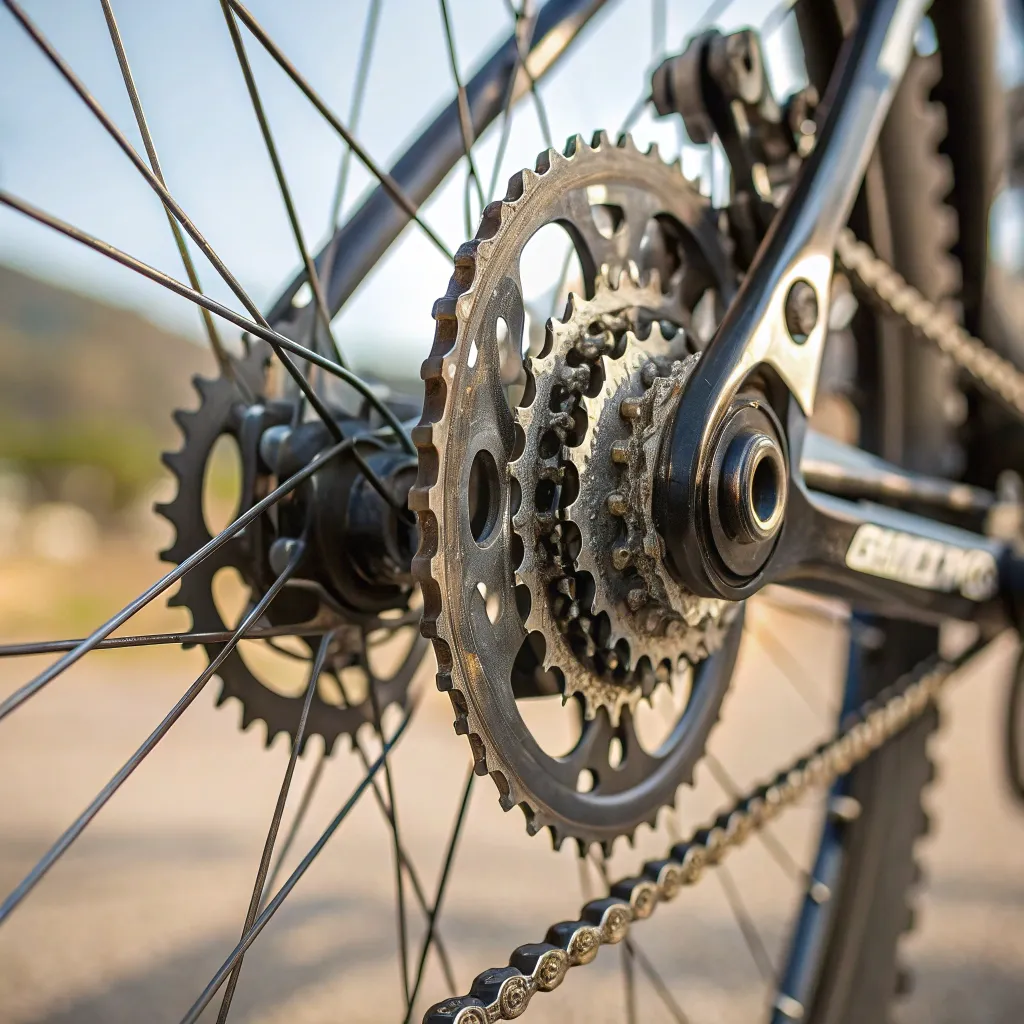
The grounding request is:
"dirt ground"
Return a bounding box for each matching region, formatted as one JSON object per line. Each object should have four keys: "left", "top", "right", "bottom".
{"left": 0, "top": 574, "right": 1022, "bottom": 1023}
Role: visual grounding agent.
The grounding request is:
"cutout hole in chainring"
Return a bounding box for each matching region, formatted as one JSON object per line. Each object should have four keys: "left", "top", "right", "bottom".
{"left": 468, "top": 448, "right": 501, "bottom": 544}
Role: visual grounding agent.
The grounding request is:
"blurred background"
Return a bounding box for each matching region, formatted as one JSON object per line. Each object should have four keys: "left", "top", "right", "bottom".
{"left": 1, "top": 1, "right": 1024, "bottom": 1021}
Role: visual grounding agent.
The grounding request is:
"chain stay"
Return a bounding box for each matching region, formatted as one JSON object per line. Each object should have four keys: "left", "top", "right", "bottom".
{"left": 423, "top": 228, "right": 1007, "bottom": 1023}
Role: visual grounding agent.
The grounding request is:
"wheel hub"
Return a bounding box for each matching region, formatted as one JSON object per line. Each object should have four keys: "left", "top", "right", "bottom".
{"left": 158, "top": 345, "right": 424, "bottom": 751}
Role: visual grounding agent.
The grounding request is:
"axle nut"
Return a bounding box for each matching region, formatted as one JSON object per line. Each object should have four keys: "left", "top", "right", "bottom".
{"left": 719, "top": 429, "right": 787, "bottom": 545}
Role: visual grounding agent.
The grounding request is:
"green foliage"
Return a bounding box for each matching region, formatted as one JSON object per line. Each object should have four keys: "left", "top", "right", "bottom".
{"left": 0, "top": 416, "right": 162, "bottom": 506}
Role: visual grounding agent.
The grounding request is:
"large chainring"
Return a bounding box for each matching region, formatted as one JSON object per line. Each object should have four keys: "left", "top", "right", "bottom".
{"left": 158, "top": 345, "right": 423, "bottom": 753}
{"left": 413, "top": 133, "right": 743, "bottom": 848}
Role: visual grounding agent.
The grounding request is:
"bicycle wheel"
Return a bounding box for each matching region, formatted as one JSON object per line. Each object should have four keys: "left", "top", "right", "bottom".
{"left": 0, "top": 1, "right": 1012, "bottom": 1022}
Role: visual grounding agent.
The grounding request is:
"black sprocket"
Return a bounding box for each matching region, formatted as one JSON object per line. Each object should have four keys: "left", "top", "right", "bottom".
{"left": 157, "top": 345, "right": 422, "bottom": 753}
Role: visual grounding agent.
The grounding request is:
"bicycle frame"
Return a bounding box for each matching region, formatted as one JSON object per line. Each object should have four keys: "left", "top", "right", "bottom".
{"left": 269, "top": 0, "right": 1022, "bottom": 633}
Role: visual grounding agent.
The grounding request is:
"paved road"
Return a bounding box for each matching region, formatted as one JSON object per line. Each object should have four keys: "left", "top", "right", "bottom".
{"left": 0, "top": 614, "right": 1022, "bottom": 1023}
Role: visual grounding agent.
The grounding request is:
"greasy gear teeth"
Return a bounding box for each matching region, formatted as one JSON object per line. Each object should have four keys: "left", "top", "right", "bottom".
{"left": 414, "top": 132, "right": 739, "bottom": 849}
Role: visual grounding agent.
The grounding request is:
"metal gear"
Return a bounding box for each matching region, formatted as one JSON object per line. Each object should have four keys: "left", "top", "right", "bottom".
{"left": 513, "top": 268, "right": 733, "bottom": 723}
{"left": 158, "top": 344, "right": 423, "bottom": 753}
{"left": 413, "top": 132, "right": 742, "bottom": 849}
{"left": 562, "top": 275, "right": 735, "bottom": 704}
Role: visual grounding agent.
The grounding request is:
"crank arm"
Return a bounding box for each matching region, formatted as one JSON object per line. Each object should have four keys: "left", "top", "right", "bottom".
{"left": 769, "top": 409, "right": 1017, "bottom": 627}
{"left": 658, "top": 0, "right": 931, "bottom": 600}
{"left": 664, "top": 394, "right": 1021, "bottom": 626}
{"left": 676, "top": 0, "right": 928, "bottom": 418}
{"left": 767, "top": 484, "right": 1009, "bottom": 628}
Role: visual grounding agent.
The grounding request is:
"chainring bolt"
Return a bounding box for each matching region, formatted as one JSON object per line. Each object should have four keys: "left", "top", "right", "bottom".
{"left": 619, "top": 397, "right": 642, "bottom": 420}
{"left": 641, "top": 361, "right": 660, "bottom": 387}
{"left": 606, "top": 492, "right": 628, "bottom": 516}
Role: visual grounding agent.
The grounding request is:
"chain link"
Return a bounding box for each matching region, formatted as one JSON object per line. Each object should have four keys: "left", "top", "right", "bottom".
{"left": 422, "top": 231, "right": 1002, "bottom": 1024}
{"left": 836, "top": 228, "right": 1024, "bottom": 414}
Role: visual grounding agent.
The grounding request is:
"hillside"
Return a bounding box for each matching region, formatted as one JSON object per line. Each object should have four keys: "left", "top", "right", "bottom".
{"left": 0, "top": 263, "right": 215, "bottom": 506}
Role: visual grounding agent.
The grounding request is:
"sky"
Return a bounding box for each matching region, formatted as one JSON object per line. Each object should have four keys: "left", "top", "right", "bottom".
{"left": 1, "top": 0, "right": 1017, "bottom": 378}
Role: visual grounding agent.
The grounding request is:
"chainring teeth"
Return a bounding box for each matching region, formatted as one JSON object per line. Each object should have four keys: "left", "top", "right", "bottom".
{"left": 415, "top": 132, "right": 731, "bottom": 847}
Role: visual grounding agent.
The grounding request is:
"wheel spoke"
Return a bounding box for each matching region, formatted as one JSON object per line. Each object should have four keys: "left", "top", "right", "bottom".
{"left": 621, "top": 938, "right": 638, "bottom": 1024}
{"left": 178, "top": 707, "right": 414, "bottom": 1024}
{"left": 3, "top": 0, "right": 343, "bottom": 442}
{"left": 97, "top": 0, "right": 244, "bottom": 393}
{"left": 0, "top": 624, "right": 330, "bottom": 659}
{"left": 577, "top": 849, "right": 595, "bottom": 902}
{"left": 437, "top": 0, "right": 484, "bottom": 235}
{"left": 619, "top": 0, "right": 747, "bottom": 137}
{"left": 0, "top": 542, "right": 306, "bottom": 927}
{"left": 385, "top": 747, "right": 412, "bottom": 1005}
{"left": 703, "top": 753, "right": 807, "bottom": 886}
{"left": 501, "top": 0, "right": 554, "bottom": 149}
{"left": 333, "top": 648, "right": 455, "bottom": 983}
{"left": 618, "top": 91, "right": 652, "bottom": 134}
{"left": 258, "top": 746, "right": 328, "bottom": 912}
{"left": 226, "top": 0, "right": 452, "bottom": 261}
{"left": 716, "top": 862, "right": 777, "bottom": 986}
{"left": 651, "top": 0, "right": 667, "bottom": 60}
{"left": 591, "top": 852, "right": 695, "bottom": 1024}
{"left": 215, "top": 630, "right": 335, "bottom": 1022}
{"left": 0, "top": 191, "right": 414, "bottom": 452}
{"left": 360, "top": 746, "right": 459, "bottom": 994}
{"left": 218, "top": 0, "right": 345, "bottom": 369}
{"left": 693, "top": 0, "right": 736, "bottom": 33}
{"left": 351, "top": 662, "right": 413, "bottom": 1006}
{"left": 261, "top": 0, "right": 608, "bottom": 327}
{"left": 488, "top": 1, "right": 552, "bottom": 202}
{"left": 629, "top": 940, "right": 692, "bottom": 1024}
{"left": 404, "top": 766, "right": 475, "bottom": 1024}
{"left": 0, "top": 435, "right": 356, "bottom": 725}
{"left": 748, "top": 624, "right": 830, "bottom": 723}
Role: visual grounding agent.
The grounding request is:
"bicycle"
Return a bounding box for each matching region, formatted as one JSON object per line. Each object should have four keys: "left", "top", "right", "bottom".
{"left": 0, "top": 0, "right": 1020, "bottom": 1021}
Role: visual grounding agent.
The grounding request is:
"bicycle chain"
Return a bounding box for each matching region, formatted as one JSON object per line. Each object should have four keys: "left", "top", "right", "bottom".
{"left": 836, "top": 228, "right": 1024, "bottom": 414}
{"left": 422, "top": 232, "right": 1006, "bottom": 1024}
